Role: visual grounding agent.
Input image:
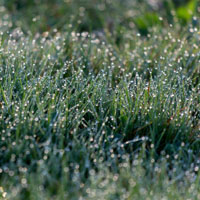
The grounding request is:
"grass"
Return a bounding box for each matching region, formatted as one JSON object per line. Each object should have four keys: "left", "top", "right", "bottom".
{"left": 0, "top": 0, "right": 200, "bottom": 199}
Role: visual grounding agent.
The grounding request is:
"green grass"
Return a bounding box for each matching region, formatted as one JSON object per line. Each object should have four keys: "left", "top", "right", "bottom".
{"left": 0, "top": 0, "right": 200, "bottom": 199}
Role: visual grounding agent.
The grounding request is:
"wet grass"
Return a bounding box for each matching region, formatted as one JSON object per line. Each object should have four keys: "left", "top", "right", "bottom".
{"left": 0, "top": 0, "right": 200, "bottom": 199}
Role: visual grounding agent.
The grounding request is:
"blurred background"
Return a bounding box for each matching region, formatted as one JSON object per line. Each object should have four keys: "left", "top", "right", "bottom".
{"left": 0, "top": 0, "right": 199, "bottom": 35}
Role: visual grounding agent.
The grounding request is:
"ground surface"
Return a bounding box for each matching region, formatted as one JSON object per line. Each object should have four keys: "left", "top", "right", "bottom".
{"left": 0, "top": 0, "right": 200, "bottom": 199}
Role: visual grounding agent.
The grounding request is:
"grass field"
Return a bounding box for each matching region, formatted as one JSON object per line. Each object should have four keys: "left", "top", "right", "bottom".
{"left": 0, "top": 0, "right": 200, "bottom": 199}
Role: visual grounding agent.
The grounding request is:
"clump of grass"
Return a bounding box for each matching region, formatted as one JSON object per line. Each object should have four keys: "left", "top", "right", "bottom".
{"left": 0, "top": 1, "right": 200, "bottom": 199}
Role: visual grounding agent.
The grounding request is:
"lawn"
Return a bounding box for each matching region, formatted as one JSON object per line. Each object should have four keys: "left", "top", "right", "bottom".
{"left": 0, "top": 0, "right": 199, "bottom": 199}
